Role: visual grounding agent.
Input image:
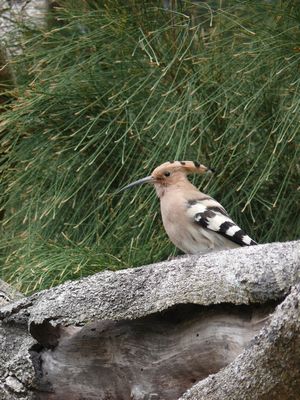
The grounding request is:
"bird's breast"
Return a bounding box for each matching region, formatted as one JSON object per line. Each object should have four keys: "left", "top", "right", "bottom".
{"left": 160, "top": 195, "right": 212, "bottom": 253}
{"left": 159, "top": 193, "right": 239, "bottom": 254}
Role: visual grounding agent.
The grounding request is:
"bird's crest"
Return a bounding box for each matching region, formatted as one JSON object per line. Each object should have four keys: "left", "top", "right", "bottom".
{"left": 152, "top": 160, "right": 214, "bottom": 176}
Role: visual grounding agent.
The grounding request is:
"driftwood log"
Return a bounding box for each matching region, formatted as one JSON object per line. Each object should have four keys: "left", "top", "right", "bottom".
{"left": 0, "top": 240, "right": 299, "bottom": 400}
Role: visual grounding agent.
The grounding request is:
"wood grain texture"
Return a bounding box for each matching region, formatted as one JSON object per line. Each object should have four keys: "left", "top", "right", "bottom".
{"left": 0, "top": 240, "right": 299, "bottom": 400}
{"left": 34, "top": 304, "right": 274, "bottom": 400}
{"left": 180, "top": 284, "right": 300, "bottom": 400}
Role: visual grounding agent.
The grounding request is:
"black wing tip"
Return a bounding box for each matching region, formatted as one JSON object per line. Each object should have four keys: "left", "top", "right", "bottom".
{"left": 191, "top": 203, "right": 257, "bottom": 248}
{"left": 249, "top": 240, "right": 258, "bottom": 245}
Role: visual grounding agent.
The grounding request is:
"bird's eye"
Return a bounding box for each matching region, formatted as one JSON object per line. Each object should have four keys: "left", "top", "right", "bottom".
{"left": 164, "top": 171, "right": 171, "bottom": 177}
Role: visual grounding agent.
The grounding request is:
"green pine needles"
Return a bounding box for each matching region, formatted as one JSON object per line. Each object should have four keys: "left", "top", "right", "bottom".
{"left": 0, "top": 0, "right": 299, "bottom": 293}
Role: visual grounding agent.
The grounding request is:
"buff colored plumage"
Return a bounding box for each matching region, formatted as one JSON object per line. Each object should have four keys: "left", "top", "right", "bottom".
{"left": 119, "top": 161, "right": 257, "bottom": 254}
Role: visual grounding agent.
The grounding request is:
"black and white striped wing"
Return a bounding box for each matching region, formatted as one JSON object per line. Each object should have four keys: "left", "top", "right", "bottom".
{"left": 188, "top": 201, "right": 257, "bottom": 247}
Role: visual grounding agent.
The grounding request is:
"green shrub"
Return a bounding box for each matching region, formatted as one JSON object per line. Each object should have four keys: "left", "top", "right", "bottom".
{"left": 1, "top": 0, "right": 299, "bottom": 293}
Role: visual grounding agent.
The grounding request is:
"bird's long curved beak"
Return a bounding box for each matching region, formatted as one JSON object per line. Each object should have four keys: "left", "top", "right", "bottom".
{"left": 117, "top": 175, "right": 154, "bottom": 193}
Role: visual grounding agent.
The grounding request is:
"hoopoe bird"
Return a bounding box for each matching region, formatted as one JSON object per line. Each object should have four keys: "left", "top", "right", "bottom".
{"left": 119, "top": 161, "right": 257, "bottom": 254}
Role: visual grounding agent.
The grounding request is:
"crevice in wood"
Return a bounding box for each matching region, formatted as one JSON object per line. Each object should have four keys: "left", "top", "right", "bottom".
{"left": 30, "top": 302, "right": 278, "bottom": 400}
{"left": 1, "top": 241, "right": 298, "bottom": 400}
{"left": 30, "top": 320, "right": 62, "bottom": 349}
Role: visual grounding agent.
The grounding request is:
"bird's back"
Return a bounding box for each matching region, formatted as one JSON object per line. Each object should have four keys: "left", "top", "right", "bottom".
{"left": 160, "top": 184, "right": 255, "bottom": 254}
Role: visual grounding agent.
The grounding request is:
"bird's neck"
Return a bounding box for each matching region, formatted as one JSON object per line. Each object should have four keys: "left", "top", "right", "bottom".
{"left": 154, "top": 177, "right": 196, "bottom": 199}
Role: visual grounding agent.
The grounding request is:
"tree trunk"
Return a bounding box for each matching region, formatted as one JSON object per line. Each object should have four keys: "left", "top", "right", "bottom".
{"left": 0, "top": 240, "right": 299, "bottom": 400}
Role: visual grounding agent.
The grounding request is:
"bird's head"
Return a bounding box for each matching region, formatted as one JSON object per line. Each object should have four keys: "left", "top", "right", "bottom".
{"left": 118, "top": 161, "right": 214, "bottom": 196}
